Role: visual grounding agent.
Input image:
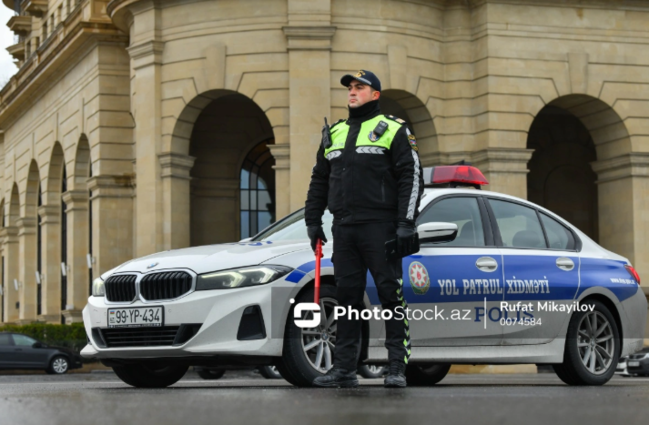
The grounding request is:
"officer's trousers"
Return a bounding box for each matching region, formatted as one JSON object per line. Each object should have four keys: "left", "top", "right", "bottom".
{"left": 331, "top": 221, "right": 411, "bottom": 371}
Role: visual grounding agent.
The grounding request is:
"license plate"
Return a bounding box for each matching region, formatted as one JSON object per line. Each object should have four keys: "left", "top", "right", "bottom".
{"left": 628, "top": 361, "right": 640, "bottom": 367}
{"left": 108, "top": 307, "right": 164, "bottom": 328}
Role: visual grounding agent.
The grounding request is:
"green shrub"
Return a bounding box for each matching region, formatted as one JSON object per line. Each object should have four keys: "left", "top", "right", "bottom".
{"left": 0, "top": 323, "right": 87, "bottom": 353}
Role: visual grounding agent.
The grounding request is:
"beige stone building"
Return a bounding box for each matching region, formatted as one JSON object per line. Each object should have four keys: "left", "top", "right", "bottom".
{"left": 0, "top": 0, "right": 648, "bottom": 325}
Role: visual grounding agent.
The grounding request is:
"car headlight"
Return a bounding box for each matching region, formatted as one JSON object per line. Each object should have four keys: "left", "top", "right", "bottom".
{"left": 196, "top": 265, "right": 292, "bottom": 290}
{"left": 92, "top": 277, "right": 105, "bottom": 297}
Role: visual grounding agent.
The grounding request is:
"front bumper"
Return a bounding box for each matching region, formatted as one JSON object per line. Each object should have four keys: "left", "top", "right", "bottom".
{"left": 81, "top": 281, "right": 291, "bottom": 360}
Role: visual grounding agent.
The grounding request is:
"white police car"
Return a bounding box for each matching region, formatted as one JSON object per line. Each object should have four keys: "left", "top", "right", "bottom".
{"left": 81, "top": 166, "right": 647, "bottom": 388}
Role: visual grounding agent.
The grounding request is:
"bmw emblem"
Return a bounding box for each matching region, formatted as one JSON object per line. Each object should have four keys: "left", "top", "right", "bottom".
{"left": 147, "top": 262, "right": 159, "bottom": 269}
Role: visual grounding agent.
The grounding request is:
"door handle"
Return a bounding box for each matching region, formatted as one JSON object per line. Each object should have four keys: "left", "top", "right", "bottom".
{"left": 556, "top": 257, "right": 575, "bottom": 271}
{"left": 476, "top": 257, "right": 498, "bottom": 272}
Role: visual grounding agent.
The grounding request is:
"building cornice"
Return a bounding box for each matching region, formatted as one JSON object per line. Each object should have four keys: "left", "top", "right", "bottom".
{"left": 0, "top": 19, "right": 128, "bottom": 128}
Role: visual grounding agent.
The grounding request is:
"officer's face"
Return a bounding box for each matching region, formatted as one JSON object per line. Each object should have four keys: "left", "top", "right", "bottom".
{"left": 348, "top": 81, "right": 380, "bottom": 108}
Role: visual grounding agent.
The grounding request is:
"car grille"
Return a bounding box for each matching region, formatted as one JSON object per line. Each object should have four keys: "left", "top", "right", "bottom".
{"left": 630, "top": 353, "right": 647, "bottom": 360}
{"left": 99, "top": 326, "right": 181, "bottom": 347}
{"left": 105, "top": 275, "right": 137, "bottom": 302}
{"left": 140, "top": 271, "right": 193, "bottom": 301}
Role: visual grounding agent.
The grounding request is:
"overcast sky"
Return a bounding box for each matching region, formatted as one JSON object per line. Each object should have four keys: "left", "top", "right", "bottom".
{"left": 0, "top": 6, "right": 18, "bottom": 87}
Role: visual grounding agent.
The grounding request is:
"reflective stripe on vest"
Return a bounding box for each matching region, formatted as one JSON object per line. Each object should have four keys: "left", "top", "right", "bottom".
{"left": 324, "top": 115, "right": 403, "bottom": 157}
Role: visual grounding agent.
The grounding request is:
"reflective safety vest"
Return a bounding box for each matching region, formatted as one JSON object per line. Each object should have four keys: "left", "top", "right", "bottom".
{"left": 324, "top": 114, "right": 404, "bottom": 158}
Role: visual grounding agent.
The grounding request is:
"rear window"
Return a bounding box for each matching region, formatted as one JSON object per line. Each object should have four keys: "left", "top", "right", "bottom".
{"left": 0, "top": 333, "right": 13, "bottom": 346}
{"left": 540, "top": 213, "right": 576, "bottom": 250}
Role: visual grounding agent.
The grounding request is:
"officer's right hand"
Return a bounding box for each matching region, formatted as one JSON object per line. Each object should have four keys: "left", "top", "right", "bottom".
{"left": 307, "top": 225, "right": 328, "bottom": 252}
{"left": 396, "top": 223, "right": 417, "bottom": 257}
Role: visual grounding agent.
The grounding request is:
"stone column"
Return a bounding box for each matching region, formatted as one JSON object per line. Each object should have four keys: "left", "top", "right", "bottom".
{"left": 268, "top": 144, "right": 291, "bottom": 220}
{"left": 471, "top": 148, "right": 534, "bottom": 199}
{"left": 37, "top": 204, "right": 61, "bottom": 323}
{"left": 127, "top": 2, "right": 164, "bottom": 257}
{"left": 592, "top": 153, "right": 649, "bottom": 283}
{"left": 61, "top": 190, "right": 90, "bottom": 323}
{"left": 159, "top": 153, "right": 195, "bottom": 250}
{"left": 17, "top": 217, "right": 37, "bottom": 324}
{"left": 88, "top": 176, "right": 134, "bottom": 285}
{"left": 283, "top": 0, "right": 336, "bottom": 211}
{"left": 1, "top": 227, "right": 19, "bottom": 323}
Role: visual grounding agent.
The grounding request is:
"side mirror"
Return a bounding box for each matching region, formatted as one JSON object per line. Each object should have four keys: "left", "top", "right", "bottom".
{"left": 32, "top": 342, "right": 43, "bottom": 349}
{"left": 417, "top": 222, "right": 458, "bottom": 244}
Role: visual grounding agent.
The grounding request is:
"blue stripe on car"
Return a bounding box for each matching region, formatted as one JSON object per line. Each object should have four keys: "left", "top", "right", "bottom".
{"left": 288, "top": 255, "right": 638, "bottom": 304}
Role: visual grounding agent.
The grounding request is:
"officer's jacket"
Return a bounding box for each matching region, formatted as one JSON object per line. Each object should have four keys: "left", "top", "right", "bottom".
{"left": 305, "top": 101, "right": 425, "bottom": 227}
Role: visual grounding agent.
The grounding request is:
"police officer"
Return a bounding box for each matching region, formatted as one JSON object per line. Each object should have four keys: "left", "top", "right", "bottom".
{"left": 304, "top": 70, "right": 424, "bottom": 388}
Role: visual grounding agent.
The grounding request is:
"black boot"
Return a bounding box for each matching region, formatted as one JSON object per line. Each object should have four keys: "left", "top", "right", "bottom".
{"left": 313, "top": 366, "right": 359, "bottom": 388}
{"left": 384, "top": 360, "right": 407, "bottom": 388}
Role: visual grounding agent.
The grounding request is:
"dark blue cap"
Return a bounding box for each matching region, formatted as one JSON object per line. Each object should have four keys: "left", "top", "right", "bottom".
{"left": 341, "top": 69, "right": 382, "bottom": 92}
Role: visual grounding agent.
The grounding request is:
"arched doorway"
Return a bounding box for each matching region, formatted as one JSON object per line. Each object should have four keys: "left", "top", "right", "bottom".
{"left": 188, "top": 92, "right": 274, "bottom": 245}
{"left": 379, "top": 89, "right": 438, "bottom": 164}
{"left": 527, "top": 103, "right": 599, "bottom": 241}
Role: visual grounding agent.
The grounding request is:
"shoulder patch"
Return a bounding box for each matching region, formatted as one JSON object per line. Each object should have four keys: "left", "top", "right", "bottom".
{"left": 406, "top": 127, "right": 418, "bottom": 151}
{"left": 385, "top": 115, "right": 407, "bottom": 125}
{"left": 330, "top": 118, "right": 346, "bottom": 130}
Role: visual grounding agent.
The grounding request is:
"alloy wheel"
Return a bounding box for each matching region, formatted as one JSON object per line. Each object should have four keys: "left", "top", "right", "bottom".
{"left": 300, "top": 297, "right": 338, "bottom": 373}
{"left": 577, "top": 310, "right": 615, "bottom": 375}
{"left": 52, "top": 358, "right": 69, "bottom": 374}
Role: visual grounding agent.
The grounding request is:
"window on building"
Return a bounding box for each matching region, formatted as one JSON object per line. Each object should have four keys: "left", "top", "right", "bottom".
{"left": 61, "top": 167, "right": 67, "bottom": 323}
{"left": 37, "top": 184, "right": 42, "bottom": 317}
{"left": 88, "top": 166, "right": 93, "bottom": 296}
{"left": 240, "top": 141, "right": 275, "bottom": 239}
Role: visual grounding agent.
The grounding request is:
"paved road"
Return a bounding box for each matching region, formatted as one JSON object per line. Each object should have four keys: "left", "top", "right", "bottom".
{"left": 1, "top": 371, "right": 648, "bottom": 425}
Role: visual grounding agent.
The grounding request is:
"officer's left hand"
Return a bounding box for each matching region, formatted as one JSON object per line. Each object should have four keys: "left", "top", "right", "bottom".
{"left": 396, "top": 223, "right": 417, "bottom": 257}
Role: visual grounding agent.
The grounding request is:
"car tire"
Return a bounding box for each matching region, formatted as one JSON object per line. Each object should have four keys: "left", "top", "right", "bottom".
{"left": 405, "top": 364, "right": 451, "bottom": 386}
{"left": 47, "top": 356, "right": 70, "bottom": 375}
{"left": 195, "top": 367, "right": 226, "bottom": 380}
{"left": 258, "top": 365, "right": 282, "bottom": 379}
{"left": 112, "top": 362, "right": 189, "bottom": 388}
{"left": 552, "top": 299, "right": 620, "bottom": 386}
{"left": 358, "top": 364, "right": 386, "bottom": 379}
{"left": 276, "top": 285, "right": 342, "bottom": 387}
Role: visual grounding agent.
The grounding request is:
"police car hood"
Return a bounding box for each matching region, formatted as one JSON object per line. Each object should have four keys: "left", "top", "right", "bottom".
{"left": 102, "top": 240, "right": 310, "bottom": 276}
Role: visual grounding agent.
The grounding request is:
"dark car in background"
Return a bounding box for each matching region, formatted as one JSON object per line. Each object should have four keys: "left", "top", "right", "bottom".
{"left": 626, "top": 347, "right": 649, "bottom": 376}
{"left": 0, "top": 333, "right": 83, "bottom": 374}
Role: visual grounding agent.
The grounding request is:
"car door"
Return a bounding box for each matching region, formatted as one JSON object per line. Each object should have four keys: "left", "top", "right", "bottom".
{"left": 0, "top": 333, "right": 15, "bottom": 367}
{"left": 11, "top": 334, "right": 49, "bottom": 367}
{"left": 486, "top": 197, "right": 580, "bottom": 345}
{"left": 396, "top": 195, "right": 504, "bottom": 346}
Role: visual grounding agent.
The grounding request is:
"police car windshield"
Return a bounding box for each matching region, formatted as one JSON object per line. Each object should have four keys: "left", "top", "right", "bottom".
{"left": 251, "top": 209, "right": 334, "bottom": 242}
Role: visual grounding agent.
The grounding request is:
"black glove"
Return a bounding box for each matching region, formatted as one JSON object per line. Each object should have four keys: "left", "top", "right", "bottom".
{"left": 396, "top": 222, "right": 418, "bottom": 257}
{"left": 307, "top": 225, "right": 328, "bottom": 252}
